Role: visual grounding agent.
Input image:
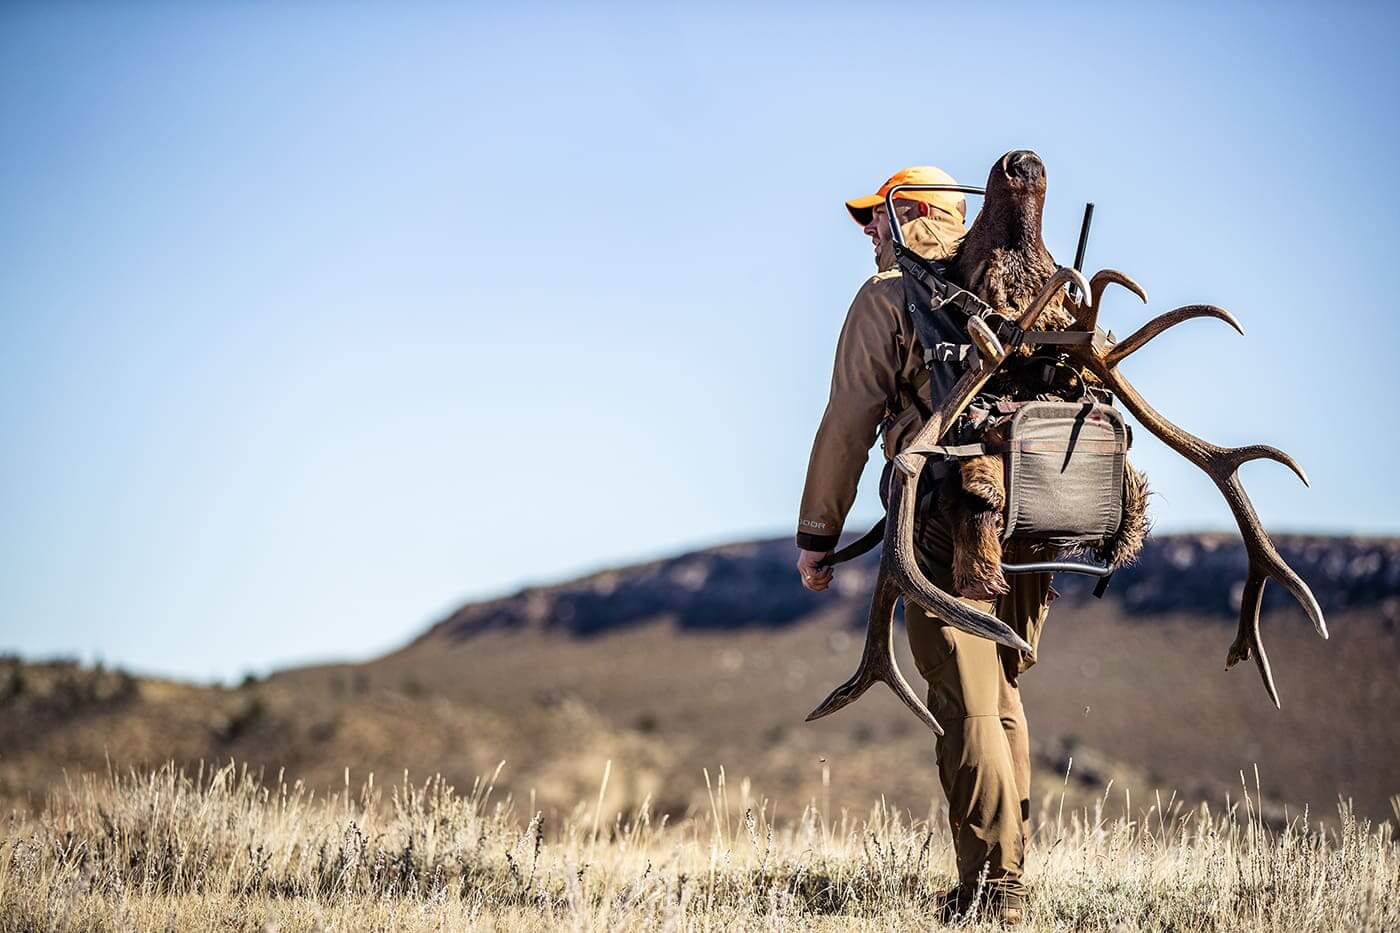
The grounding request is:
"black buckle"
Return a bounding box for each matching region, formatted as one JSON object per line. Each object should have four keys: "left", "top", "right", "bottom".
{"left": 925, "top": 343, "right": 969, "bottom": 364}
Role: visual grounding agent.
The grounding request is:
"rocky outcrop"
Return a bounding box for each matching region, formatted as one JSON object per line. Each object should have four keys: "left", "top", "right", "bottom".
{"left": 424, "top": 534, "right": 1400, "bottom": 642}
{"left": 1055, "top": 533, "right": 1400, "bottom": 618}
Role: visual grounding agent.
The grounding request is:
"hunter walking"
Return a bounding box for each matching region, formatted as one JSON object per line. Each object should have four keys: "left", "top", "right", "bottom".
{"left": 795, "top": 165, "right": 1053, "bottom": 925}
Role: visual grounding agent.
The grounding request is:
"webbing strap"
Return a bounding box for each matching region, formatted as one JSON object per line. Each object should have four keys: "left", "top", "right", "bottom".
{"left": 904, "top": 441, "right": 999, "bottom": 459}
{"left": 895, "top": 246, "right": 993, "bottom": 321}
{"left": 1021, "top": 329, "right": 1095, "bottom": 346}
{"left": 815, "top": 519, "right": 885, "bottom": 569}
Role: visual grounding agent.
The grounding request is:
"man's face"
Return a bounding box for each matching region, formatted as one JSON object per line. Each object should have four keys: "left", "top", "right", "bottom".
{"left": 862, "top": 200, "right": 924, "bottom": 262}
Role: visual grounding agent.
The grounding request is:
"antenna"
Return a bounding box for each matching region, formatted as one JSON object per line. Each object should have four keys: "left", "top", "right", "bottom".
{"left": 1071, "top": 202, "right": 1095, "bottom": 300}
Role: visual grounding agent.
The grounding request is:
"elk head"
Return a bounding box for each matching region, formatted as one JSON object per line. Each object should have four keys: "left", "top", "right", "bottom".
{"left": 966, "top": 149, "right": 1049, "bottom": 258}
{"left": 948, "top": 149, "right": 1066, "bottom": 328}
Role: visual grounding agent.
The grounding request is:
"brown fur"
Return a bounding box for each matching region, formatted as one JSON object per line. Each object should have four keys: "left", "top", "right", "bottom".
{"left": 947, "top": 150, "right": 1076, "bottom": 333}
{"left": 937, "top": 151, "right": 1149, "bottom": 596}
{"left": 945, "top": 453, "right": 1010, "bottom": 601}
{"left": 958, "top": 451, "right": 1005, "bottom": 511}
{"left": 1103, "top": 462, "right": 1152, "bottom": 567}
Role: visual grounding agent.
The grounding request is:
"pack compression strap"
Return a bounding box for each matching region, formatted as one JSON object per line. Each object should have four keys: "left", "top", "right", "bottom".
{"left": 903, "top": 441, "right": 999, "bottom": 459}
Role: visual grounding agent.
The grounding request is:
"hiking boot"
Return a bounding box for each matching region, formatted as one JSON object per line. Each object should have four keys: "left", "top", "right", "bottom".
{"left": 934, "top": 885, "right": 1025, "bottom": 925}
{"left": 934, "top": 886, "right": 969, "bottom": 924}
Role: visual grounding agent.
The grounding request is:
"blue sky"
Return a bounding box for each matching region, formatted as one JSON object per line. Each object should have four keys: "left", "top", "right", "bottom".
{"left": 2, "top": 2, "right": 1397, "bottom": 680}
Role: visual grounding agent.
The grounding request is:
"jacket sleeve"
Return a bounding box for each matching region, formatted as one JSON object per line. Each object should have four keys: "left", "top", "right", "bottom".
{"left": 796, "top": 278, "right": 903, "bottom": 552}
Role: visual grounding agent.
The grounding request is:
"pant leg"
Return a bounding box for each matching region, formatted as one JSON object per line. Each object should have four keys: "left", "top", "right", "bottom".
{"left": 994, "top": 541, "right": 1046, "bottom": 833}
{"left": 906, "top": 597, "right": 1030, "bottom": 905}
{"left": 1000, "top": 664, "right": 1032, "bottom": 841}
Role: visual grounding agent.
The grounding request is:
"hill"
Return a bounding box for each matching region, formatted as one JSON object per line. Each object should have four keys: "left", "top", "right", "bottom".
{"left": 2, "top": 534, "right": 1396, "bottom": 826}
{"left": 414, "top": 533, "right": 1400, "bottom": 639}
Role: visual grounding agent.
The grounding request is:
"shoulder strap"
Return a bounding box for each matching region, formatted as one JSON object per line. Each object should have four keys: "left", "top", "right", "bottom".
{"left": 895, "top": 249, "right": 990, "bottom": 412}
{"left": 893, "top": 244, "right": 992, "bottom": 323}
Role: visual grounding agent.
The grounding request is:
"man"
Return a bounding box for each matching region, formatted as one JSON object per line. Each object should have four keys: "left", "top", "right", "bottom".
{"left": 795, "top": 165, "right": 1052, "bottom": 924}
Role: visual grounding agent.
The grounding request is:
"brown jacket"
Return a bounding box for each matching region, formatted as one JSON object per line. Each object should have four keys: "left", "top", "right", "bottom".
{"left": 796, "top": 211, "right": 966, "bottom": 552}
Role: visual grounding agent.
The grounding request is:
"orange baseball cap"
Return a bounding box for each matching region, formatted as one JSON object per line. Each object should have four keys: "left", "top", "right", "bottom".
{"left": 845, "top": 165, "right": 965, "bottom": 226}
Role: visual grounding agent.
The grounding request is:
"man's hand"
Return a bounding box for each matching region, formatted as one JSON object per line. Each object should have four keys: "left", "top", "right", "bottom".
{"left": 797, "top": 549, "right": 834, "bottom": 593}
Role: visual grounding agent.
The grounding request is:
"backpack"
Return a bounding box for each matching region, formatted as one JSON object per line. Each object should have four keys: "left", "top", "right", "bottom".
{"left": 898, "top": 247, "right": 1138, "bottom": 594}
{"left": 843, "top": 226, "right": 1138, "bottom": 597}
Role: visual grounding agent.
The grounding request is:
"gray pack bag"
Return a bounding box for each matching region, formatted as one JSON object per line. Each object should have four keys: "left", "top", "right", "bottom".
{"left": 1000, "top": 400, "right": 1127, "bottom": 548}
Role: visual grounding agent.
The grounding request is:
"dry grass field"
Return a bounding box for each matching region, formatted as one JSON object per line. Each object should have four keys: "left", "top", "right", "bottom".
{"left": 2, "top": 761, "right": 1397, "bottom": 932}
{"left": 3, "top": 535, "right": 1396, "bottom": 929}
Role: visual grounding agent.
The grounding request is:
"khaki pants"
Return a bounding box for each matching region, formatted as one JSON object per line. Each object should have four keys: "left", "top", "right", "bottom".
{"left": 905, "top": 538, "right": 1052, "bottom": 907}
{"left": 880, "top": 462, "right": 1054, "bottom": 905}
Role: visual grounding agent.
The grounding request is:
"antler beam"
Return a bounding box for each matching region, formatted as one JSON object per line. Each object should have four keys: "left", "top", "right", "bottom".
{"left": 1069, "top": 273, "right": 1328, "bottom": 707}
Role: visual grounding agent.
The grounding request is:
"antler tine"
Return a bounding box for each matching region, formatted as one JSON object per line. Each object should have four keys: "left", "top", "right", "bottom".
{"left": 1225, "top": 444, "right": 1310, "bottom": 488}
{"left": 1078, "top": 269, "right": 1148, "bottom": 332}
{"left": 1091, "top": 269, "right": 1148, "bottom": 309}
{"left": 805, "top": 555, "right": 945, "bottom": 734}
{"left": 1105, "top": 304, "right": 1244, "bottom": 367}
{"left": 805, "top": 461, "right": 1029, "bottom": 735}
{"left": 1018, "top": 266, "right": 1091, "bottom": 329}
{"left": 1226, "top": 573, "right": 1280, "bottom": 708}
{"left": 1218, "top": 469, "right": 1327, "bottom": 639}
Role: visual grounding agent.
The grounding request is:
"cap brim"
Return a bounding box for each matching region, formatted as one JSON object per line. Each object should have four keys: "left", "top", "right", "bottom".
{"left": 845, "top": 193, "right": 883, "bottom": 226}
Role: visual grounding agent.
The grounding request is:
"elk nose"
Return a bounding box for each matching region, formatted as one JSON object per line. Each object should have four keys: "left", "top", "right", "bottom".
{"left": 1005, "top": 149, "right": 1044, "bottom": 182}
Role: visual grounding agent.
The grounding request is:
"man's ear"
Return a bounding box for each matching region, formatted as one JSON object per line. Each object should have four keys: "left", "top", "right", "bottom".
{"left": 915, "top": 201, "right": 932, "bottom": 218}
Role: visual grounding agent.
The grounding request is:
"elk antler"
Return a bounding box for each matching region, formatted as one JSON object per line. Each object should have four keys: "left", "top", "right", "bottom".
{"left": 1075, "top": 269, "right": 1148, "bottom": 332}
{"left": 1068, "top": 272, "right": 1327, "bottom": 707}
{"left": 805, "top": 542, "right": 947, "bottom": 734}
{"left": 807, "top": 268, "right": 1085, "bottom": 733}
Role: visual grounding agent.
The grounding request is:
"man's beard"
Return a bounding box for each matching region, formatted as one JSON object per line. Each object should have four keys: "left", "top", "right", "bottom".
{"left": 874, "top": 236, "right": 896, "bottom": 273}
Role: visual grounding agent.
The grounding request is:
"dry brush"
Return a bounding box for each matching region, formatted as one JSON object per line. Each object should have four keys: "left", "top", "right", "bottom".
{"left": 1, "top": 761, "right": 1396, "bottom": 932}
